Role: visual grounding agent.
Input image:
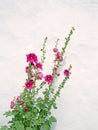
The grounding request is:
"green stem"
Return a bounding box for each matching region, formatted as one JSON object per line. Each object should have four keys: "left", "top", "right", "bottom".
{"left": 61, "top": 27, "right": 75, "bottom": 57}
{"left": 31, "top": 81, "right": 46, "bottom": 98}
{"left": 40, "top": 37, "right": 48, "bottom": 64}
{"left": 49, "top": 65, "right": 72, "bottom": 109}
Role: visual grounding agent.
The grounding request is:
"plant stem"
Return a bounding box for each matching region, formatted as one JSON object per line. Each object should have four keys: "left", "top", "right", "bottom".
{"left": 61, "top": 27, "right": 75, "bottom": 57}
{"left": 41, "top": 37, "right": 48, "bottom": 64}
{"left": 49, "top": 65, "right": 72, "bottom": 109}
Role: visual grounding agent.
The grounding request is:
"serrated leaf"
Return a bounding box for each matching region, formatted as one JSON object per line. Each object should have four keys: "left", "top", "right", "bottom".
{"left": 4, "top": 111, "right": 12, "bottom": 117}
{"left": 0, "top": 126, "right": 7, "bottom": 130}
{"left": 15, "top": 121, "right": 20, "bottom": 128}
{"left": 26, "top": 127, "right": 33, "bottom": 130}
{"left": 16, "top": 124, "right": 24, "bottom": 130}
{"left": 24, "top": 112, "right": 31, "bottom": 119}
{"left": 49, "top": 116, "right": 57, "bottom": 123}
{"left": 33, "top": 127, "right": 39, "bottom": 130}
{"left": 41, "top": 124, "right": 50, "bottom": 130}
{"left": 39, "top": 117, "right": 45, "bottom": 123}
{"left": 53, "top": 103, "right": 57, "bottom": 109}
{"left": 14, "top": 121, "right": 24, "bottom": 130}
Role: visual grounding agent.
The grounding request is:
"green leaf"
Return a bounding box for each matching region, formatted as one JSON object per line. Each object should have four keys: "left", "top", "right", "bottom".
{"left": 16, "top": 124, "right": 24, "bottom": 130}
{"left": 33, "top": 108, "right": 38, "bottom": 113}
{"left": 7, "top": 128, "right": 11, "bottom": 130}
{"left": 49, "top": 116, "right": 57, "bottom": 123}
{"left": 32, "top": 127, "right": 40, "bottom": 130}
{"left": 4, "top": 111, "right": 12, "bottom": 117}
{"left": 24, "top": 112, "right": 31, "bottom": 119}
{"left": 53, "top": 103, "right": 57, "bottom": 109}
{"left": 0, "top": 126, "right": 7, "bottom": 130}
{"left": 15, "top": 121, "right": 20, "bottom": 128}
{"left": 39, "top": 117, "right": 45, "bottom": 124}
{"left": 14, "top": 121, "right": 24, "bottom": 130}
{"left": 26, "top": 127, "right": 33, "bottom": 130}
{"left": 41, "top": 124, "right": 50, "bottom": 130}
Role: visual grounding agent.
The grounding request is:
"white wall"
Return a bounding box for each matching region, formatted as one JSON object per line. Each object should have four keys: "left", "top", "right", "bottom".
{"left": 0, "top": 0, "right": 98, "bottom": 130}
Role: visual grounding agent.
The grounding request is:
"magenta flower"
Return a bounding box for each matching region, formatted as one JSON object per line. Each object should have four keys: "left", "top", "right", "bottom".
{"left": 25, "top": 66, "right": 29, "bottom": 73}
{"left": 30, "top": 73, "right": 34, "bottom": 78}
{"left": 37, "top": 72, "right": 43, "bottom": 80}
{"left": 10, "top": 101, "right": 15, "bottom": 109}
{"left": 16, "top": 96, "right": 21, "bottom": 102}
{"left": 56, "top": 52, "right": 63, "bottom": 62}
{"left": 53, "top": 66, "right": 58, "bottom": 71}
{"left": 26, "top": 53, "right": 38, "bottom": 63}
{"left": 36, "top": 62, "right": 43, "bottom": 70}
{"left": 56, "top": 73, "right": 60, "bottom": 76}
{"left": 63, "top": 69, "right": 69, "bottom": 76}
{"left": 23, "top": 107, "right": 29, "bottom": 112}
{"left": 56, "top": 52, "right": 60, "bottom": 58}
{"left": 25, "top": 80, "right": 34, "bottom": 89}
{"left": 53, "top": 48, "right": 58, "bottom": 52}
{"left": 44, "top": 74, "right": 54, "bottom": 83}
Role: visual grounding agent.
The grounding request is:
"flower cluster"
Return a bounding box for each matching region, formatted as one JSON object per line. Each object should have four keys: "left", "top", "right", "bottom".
{"left": 10, "top": 50, "right": 70, "bottom": 111}
{"left": 0, "top": 27, "right": 75, "bottom": 130}
{"left": 25, "top": 53, "right": 54, "bottom": 84}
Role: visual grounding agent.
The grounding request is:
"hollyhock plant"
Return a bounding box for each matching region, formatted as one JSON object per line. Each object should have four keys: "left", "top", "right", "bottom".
{"left": 0, "top": 27, "right": 75, "bottom": 130}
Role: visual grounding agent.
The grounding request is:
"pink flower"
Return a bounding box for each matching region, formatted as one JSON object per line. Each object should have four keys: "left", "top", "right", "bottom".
{"left": 53, "top": 66, "right": 58, "bottom": 71}
{"left": 25, "top": 80, "right": 34, "bottom": 89}
{"left": 44, "top": 74, "right": 54, "bottom": 83}
{"left": 56, "top": 51, "right": 60, "bottom": 58}
{"left": 53, "top": 48, "right": 58, "bottom": 52}
{"left": 56, "top": 52, "right": 63, "bottom": 62}
{"left": 33, "top": 65, "right": 37, "bottom": 70}
{"left": 63, "top": 69, "right": 69, "bottom": 76}
{"left": 25, "top": 66, "right": 29, "bottom": 73}
{"left": 37, "top": 72, "right": 43, "bottom": 80}
{"left": 56, "top": 73, "right": 60, "bottom": 76}
{"left": 10, "top": 101, "right": 15, "bottom": 109}
{"left": 30, "top": 73, "right": 34, "bottom": 78}
{"left": 36, "top": 62, "right": 43, "bottom": 70}
{"left": 26, "top": 53, "right": 38, "bottom": 63}
{"left": 16, "top": 96, "right": 21, "bottom": 102}
{"left": 23, "top": 107, "right": 29, "bottom": 112}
